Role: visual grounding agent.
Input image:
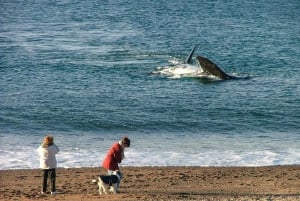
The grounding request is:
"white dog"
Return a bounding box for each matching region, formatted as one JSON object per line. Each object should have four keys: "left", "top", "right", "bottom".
{"left": 92, "top": 171, "right": 121, "bottom": 194}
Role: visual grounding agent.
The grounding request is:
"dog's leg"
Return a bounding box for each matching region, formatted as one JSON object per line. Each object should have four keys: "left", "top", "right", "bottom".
{"left": 97, "top": 180, "right": 102, "bottom": 195}
{"left": 109, "top": 185, "right": 114, "bottom": 193}
{"left": 98, "top": 178, "right": 107, "bottom": 195}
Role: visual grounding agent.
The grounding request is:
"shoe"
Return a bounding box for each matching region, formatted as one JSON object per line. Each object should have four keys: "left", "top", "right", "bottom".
{"left": 40, "top": 191, "right": 46, "bottom": 195}
{"left": 51, "top": 191, "right": 59, "bottom": 195}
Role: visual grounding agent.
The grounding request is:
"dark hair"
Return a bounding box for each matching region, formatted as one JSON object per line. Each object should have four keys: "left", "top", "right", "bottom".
{"left": 122, "top": 136, "right": 130, "bottom": 147}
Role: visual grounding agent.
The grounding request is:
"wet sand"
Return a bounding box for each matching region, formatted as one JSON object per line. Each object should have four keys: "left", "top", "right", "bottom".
{"left": 1, "top": 166, "right": 299, "bottom": 201}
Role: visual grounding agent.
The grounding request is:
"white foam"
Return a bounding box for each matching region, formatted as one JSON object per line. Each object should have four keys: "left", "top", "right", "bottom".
{"left": 156, "top": 64, "right": 204, "bottom": 78}
{"left": 0, "top": 132, "right": 299, "bottom": 169}
{"left": 122, "top": 149, "right": 295, "bottom": 167}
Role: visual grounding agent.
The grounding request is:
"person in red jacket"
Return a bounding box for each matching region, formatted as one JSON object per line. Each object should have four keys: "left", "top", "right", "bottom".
{"left": 102, "top": 136, "right": 130, "bottom": 192}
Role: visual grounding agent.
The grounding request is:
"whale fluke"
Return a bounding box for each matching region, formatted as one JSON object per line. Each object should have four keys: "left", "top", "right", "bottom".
{"left": 196, "top": 56, "right": 235, "bottom": 80}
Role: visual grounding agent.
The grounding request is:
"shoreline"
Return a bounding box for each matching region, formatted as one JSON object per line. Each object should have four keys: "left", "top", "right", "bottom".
{"left": 1, "top": 165, "right": 299, "bottom": 201}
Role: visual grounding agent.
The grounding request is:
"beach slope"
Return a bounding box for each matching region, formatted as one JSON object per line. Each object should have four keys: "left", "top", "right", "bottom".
{"left": 1, "top": 166, "right": 299, "bottom": 201}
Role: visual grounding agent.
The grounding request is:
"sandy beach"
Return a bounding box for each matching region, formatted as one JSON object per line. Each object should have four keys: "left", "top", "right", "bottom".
{"left": 1, "top": 166, "right": 299, "bottom": 201}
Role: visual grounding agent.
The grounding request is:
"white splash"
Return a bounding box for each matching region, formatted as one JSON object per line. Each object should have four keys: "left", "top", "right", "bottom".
{"left": 154, "top": 59, "right": 219, "bottom": 79}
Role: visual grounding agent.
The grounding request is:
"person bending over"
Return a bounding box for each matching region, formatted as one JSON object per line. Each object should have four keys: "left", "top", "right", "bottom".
{"left": 102, "top": 136, "right": 130, "bottom": 192}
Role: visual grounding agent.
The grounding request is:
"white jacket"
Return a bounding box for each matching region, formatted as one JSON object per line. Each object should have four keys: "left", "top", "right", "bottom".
{"left": 37, "top": 144, "right": 59, "bottom": 169}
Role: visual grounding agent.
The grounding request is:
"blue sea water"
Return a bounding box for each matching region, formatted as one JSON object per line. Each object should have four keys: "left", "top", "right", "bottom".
{"left": 0, "top": 0, "right": 299, "bottom": 169}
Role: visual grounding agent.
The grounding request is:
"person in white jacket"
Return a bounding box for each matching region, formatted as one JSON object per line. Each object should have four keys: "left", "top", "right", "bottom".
{"left": 37, "top": 135, "right": 59, "bottom": 195}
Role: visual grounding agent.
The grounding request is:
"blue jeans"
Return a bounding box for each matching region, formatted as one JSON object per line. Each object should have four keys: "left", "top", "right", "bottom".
{"left": 41, "top": 168, "right": 56, "bottom": 192}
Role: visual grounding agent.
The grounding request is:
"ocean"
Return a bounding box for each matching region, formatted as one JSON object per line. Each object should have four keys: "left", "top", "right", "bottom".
{"left": 0, "top": 0, "right": 299, "bottom": 169}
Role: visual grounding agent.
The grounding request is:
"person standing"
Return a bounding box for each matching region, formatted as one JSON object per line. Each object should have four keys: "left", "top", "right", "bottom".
{"left": 37, "top": 135, "right": 60, "bottom": 195}
{"left": 102, "top": 136, "right": 130, "bottom": 192}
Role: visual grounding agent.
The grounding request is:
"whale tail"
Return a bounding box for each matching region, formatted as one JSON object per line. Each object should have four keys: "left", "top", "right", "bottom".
{"left": 196, "top": 56, "right": 235, "bottom": 80}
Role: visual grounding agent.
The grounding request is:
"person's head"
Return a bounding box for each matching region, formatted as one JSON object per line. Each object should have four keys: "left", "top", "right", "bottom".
{"left": 42, "top": 135, "right": 54, "bottom": 147}
{"left": 121, "top": 136, "right": 130, "bottom": 148}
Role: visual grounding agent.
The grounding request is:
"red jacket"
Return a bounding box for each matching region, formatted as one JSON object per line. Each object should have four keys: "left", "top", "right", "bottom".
{"left": 102, "top": 142, "right": 124, "bottom": 171}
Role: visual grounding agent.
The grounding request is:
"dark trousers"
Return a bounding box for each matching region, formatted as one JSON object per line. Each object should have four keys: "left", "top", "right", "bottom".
{"left": 41, "top": 168, "right": 56, "bottom": 192}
